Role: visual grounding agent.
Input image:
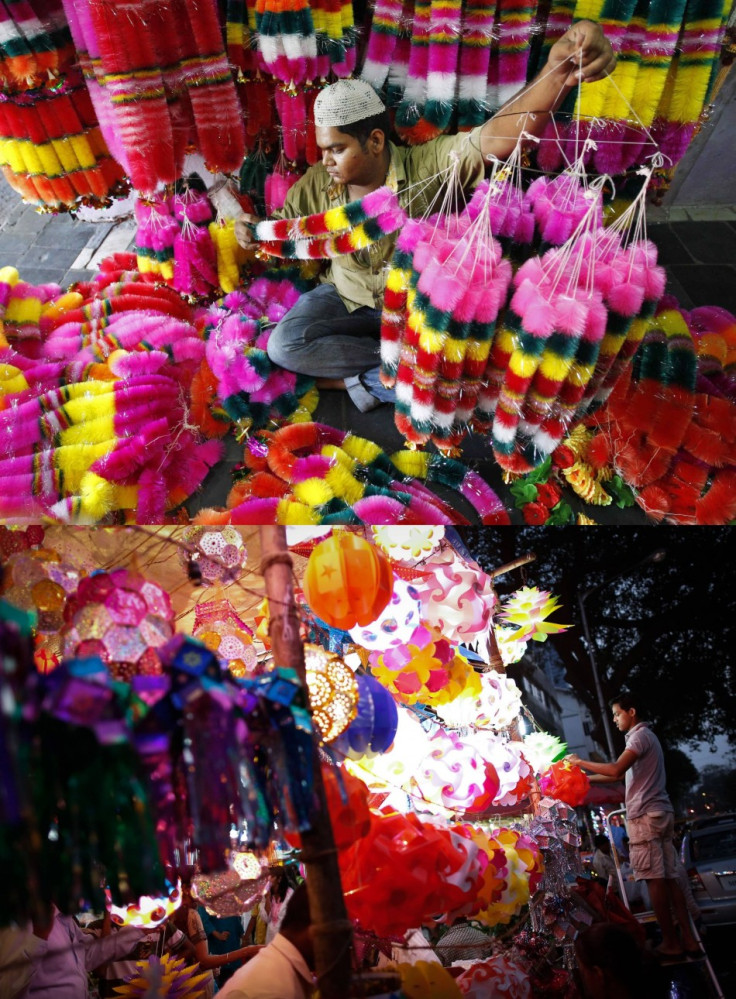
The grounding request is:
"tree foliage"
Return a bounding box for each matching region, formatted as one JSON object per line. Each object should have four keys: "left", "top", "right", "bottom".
{"left": 459, "top": 527, "right": 736, "bottom": 755}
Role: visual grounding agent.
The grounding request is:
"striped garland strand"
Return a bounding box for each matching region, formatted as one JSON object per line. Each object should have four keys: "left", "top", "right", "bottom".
{"left": 456, "top": 0, "right": 495, "bottom": 129}
{"left": 254, "top": 0, "right": 318, "bottom": 84}
{"left": 394, "top": 0, "right": 432, "bottom": 143}
{"left": 360, "top": 0, "right": 405, "bottom": 91}
{"left": 486, "top": 0, "right": 537, "bottom": 113}
{"left": 423, "top": 0, "right": 464, "bottom": 135}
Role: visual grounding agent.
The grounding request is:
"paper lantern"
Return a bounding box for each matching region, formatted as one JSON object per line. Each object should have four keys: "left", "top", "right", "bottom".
{"left": 537, "top": 761, "right": 590, "bottom": 807}
{"left": 413, "top": 547, "right": 497, "bottom": 642}
{"left": 369, "top": 624, "right": 477, "bottom": 706}
{"left": 435, "top": 671, "right": 522, "bottom": 731}
{"left": 332, "top": 672, "right": 399, "bottom": 759}
{"left": 456, "top": 956, "right": 532, "bottom": 999}
{"left": 304, "top": 643, "right": 358, "bottom": 743}
{"left": 413, "top": 730, "right": 500, "bottom": 815}
{"left": 348, "top": 577, "right": 423, "bottom": 652}
{"left": 496, "top": 587, "right": 570, "bottom": 643}
{"left": 193, "top": 852, "right": 270, "bottom": 917}
{"left": 178, "top": 526, "right": 248, "bottom": 585}
{"left": 286, "top": 765, "right": 372, "bottom": 851}
{"left": 62, "top": 569, "right": 175, "bottom": 682}
{"left": 106, "top": 883, "right": 181, "bottom": 929}
{"left": 302, "top": 532, "right": 394, "bottom": 630}
{"left": 371, "top": 526, "right": 445, "bottom": 563}
{"left": 2, "top": 549, "right": 84, "bottom": 634}
{"left": 192, "top": 598, "right": 257, "bottom": 678}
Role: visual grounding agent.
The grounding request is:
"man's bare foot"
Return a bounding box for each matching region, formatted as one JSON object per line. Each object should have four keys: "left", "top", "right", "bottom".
{"left": 316, "top": 377, "right": 347, "bottom": 390}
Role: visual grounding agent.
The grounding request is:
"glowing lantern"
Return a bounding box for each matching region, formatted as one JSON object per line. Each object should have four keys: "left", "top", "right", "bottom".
{"left": 106, "top": 883, "right": 181, "bottom": 928}
{"left": 412, "top": 547, "right": 497, "bottom": 643}
{"left": 413, "top": 730, "right": 500, "bottom": 815}
{"left": 371, "top": 526, "right": 445, "bottom": 563}
{"left": 474, "top": 828, "right": 544, "bottom": 928}
{"left": 302, "top": 531, "right": 393, "bottom": 630}
{"left": 522, "top": 732, "right": 568, "bottom": 774}
{"left": 496, "top": 587, "right": 570, "bottom": 642}
{"left": 193, "top": 852, "right": 270, "bottom": 917}
{"left": 348, "top": 577, "right": 423, "bottom": 652}
{"left": 2, "top": 549, "right": 84, "bottom": 634}
{"left": 495, "top": 625, "right": 529, "bottom": 666}
{"left": 435, "top": 670, "right": 522, "bottom": 731}
{"left": 192, "top": 599, "right": 257, "bottom": 678}
{"left": 62, "top": 569, "right": 175, "bottom": 683}
{"left": 286, "top": 765, "right": 372, "bottom": 851}
{"left": 369, "top": 623, "right": 477, "bottom": 706}
{"left": 538, "top": 760, "right": 590, "bottom": 807}
{"left": 470, "top": 737, "right": 535, "bottom": 808}
{"left": 178, "top": 527, "right": 248, "bottom": 585}
{"left": 304, "top": 643, "right": 358, "bottom": 743}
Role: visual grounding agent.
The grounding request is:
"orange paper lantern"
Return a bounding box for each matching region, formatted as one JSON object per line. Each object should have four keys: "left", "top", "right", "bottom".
{"left": 302, "top": 532, "right": 394, "bottom": 631}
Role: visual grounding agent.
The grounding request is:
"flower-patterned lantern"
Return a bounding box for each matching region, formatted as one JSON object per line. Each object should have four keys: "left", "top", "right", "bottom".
{"left": 474, "top": 828, "right": 544, "bottom": 928}
{"left": 178, "top": 527, "right": 248, "bottom": 586}
{"left": 412, "top": 547, "right": 497, "bottom": 644}
{"left": 413, "top": 729, "right": 500, "bottom": 815}
{"left": 348, "top": 577, "right": 423, "bottom": 652}
{"left": 302, "top": 531, "right": 394, "bottom": 630}
{"left": 303, "top": 643, "right": 358, "bottom": 743}
{"left": 62, "top": 569, "right": 175, "bottom": 682}
{"left": 369, "top": 623, "right": 478, "bottom": 706}
{"left": 435, "top": 670, "right": 522, "bottom": 731}
{"left": 371, "top": 526, "right": 445, "bottom": 563}
{"left": 538, "top": 760, "right": 590, "bottom": 807}
{"left": 193, "top": 852, "right": 270, "bottom": 917}
{"left": 496, "top": 587, "right": 570, "bottom": 643}
{"left": 192, "top": 599, "right": 257, "bottom": 678}
{"left": 106, "top": 883, "right": 182, "bottom": 929}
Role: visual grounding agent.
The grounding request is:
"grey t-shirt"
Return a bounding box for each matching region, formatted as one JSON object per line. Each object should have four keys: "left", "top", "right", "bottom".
{"left": 624, "top": 722, "right": 673, "bottom": 819}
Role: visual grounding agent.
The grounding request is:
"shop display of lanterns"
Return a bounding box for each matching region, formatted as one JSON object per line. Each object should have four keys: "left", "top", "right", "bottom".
{"left": 302, "top": 531, "right": 394, "bottom": 630}
{"left": 178, "top": 527, "right": 249, "bottom": 586}
{"left": 62, "top": 568, "right": 175, "bottom": 682}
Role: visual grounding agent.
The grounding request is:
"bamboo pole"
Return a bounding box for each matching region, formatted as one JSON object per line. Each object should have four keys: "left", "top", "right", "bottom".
{"left": 259, "top": 527, "right": 353, "bottom": 999}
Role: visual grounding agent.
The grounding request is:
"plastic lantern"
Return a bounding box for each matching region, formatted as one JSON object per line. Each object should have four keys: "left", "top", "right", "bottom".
{"left": 369, "top": 623, "right": 476, "bottom": 706}
{"left": 538, "top": 760, "right": 590, "bottom": 807}
{"left": 332, "top": 672, "right": 399, "bottom": 759}
{"left": 193, "top": 852, "right": 270, "bottom": 917}
{"left": 495, "top": 625, "right": 529, "bottom": 666}
{"left": 348, "top": 577, "right": 423, "bottom": 652}
{"left": 474, "top": 828, "right": 543, "bottom": 928}
{"left": 435, "top": 670, "right": 522, "bottom": 731}
{"left": 371, "top": 526, "right": 445, "bottom": 563}
{"left": 395, "top": 961, "right": 462, "bottom": 998}
{"left": 496, "top": 587, "right": 570, "bottom": 642}
{"left": 345, "top": 704, "right": 431, "bottom": 805}
{"left": 470, "top": 737, "right": 535, "bottom": 808}
{"left": 106, "top": 883, "right": 181, "bottom": 929}
{"left": 304, "top": 643, "right": 358, "bottom": 743}
{"left": 453, "top": 825, "right": 509, "bottom": 912}
{"left": 178, "top": 526, "right": 248, "bottom": 585}
{"left": 456, "top": 955, "right": 532, "bottom": 999}
{"left": 522, "top": 732, "right": 568, "bottom": 775}
{"left": 413, "top": 730, "right": 500, "bottom": 815}
{"left": 2, "top": 549, "right": 84, "bottom": 634}
{"left": 62, "top": 569, "right": 175, "bottom": 682}
{"left": 302, "top": 531, "right": 394, "bottom": 630}
{"left": 286, "top": 764, "right": 372, "bottom": 851}
{"left": 412, "top": 547, "right": 497, "bottom": 643}
{"left": 192, "top": 598, "right": 257, "bottom": 678}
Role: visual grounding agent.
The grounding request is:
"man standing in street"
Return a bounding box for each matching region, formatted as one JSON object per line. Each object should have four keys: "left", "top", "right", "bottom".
{"left": 569, "top": 692, "right": 702, "bottom": 963}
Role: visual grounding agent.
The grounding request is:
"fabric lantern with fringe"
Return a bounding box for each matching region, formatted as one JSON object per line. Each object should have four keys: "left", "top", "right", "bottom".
{"left": 302, "top": 532, "right": 394, "bottom": 631}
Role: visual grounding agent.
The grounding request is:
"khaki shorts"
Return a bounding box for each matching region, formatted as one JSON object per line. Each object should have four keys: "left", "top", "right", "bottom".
{"left": 627, "top": 811, "right": 677, "bottom": 881}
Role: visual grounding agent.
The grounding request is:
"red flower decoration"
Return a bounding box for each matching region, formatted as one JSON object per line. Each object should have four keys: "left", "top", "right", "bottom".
{"left": 552, "top": 444, "right": 576, "bottom": 469}
{"left": 536, "top": 482, "right": 562, "bottom": 508}
{"left": 522, "top": 502, "right": 550, "bottom": 525}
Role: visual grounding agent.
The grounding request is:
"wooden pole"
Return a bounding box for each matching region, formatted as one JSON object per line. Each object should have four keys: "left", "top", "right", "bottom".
{"left": 259, "top": 527, "right": 353, "bottom": 999}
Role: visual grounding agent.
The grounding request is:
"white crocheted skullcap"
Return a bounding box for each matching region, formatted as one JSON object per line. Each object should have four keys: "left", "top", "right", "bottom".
{"left": 313, "top": 80, "right": 386, "bottom": 128}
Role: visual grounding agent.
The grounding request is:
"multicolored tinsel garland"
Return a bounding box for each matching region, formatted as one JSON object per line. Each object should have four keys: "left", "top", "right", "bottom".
{"left": 590, "top": 299, "right": 736, "bottom": 524}
{"left": 0, "top": 71, "right": 124, "bottom": 208}
{"left": 455, "top": 0, "right": 495, "bottom": 129}
{"left": 254, "top": 0, "right": 318, "bottom": 84}
{"left": 360, "top": 0, "right": 406, "bottom": 92}
{"left": 58, "top": 0, "right": 246, "bottom": 194}
{"left": 0, "top": 261, "right": 223, "bottom": 522}
{"left": 194, "top": 268, "right": 319, "bottom": 436}
{"left": 192, "top": 421, "right": 510, "bottom": 525}
{"left": 486, "top": 0, "right": 538, "bottom": 112}
{"left": 254, "top": 185, "right": 407, "bottom": 258}
{"left": 0, "top": 0, "right": 75, "bottom": 91}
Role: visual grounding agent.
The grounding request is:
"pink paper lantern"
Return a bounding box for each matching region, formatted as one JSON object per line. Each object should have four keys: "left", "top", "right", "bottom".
{"left": 62, "top": 569, "right": 175, "bottom": 682}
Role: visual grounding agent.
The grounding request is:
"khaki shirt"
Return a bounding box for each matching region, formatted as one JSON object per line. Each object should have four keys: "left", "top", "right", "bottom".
{"left": 274, "top": 126, "right": 487, "bottom": 311}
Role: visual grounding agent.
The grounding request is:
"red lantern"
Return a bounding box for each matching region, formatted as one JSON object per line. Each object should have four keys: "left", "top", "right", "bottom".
{"left": 302, "top": 532, "right": 393, "bottom": 630}
{"left": 285, "top": 765, "right": 372, "bottom": 851}
{"left": 538, "top": 761, "right": 590, "bottom": 807}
